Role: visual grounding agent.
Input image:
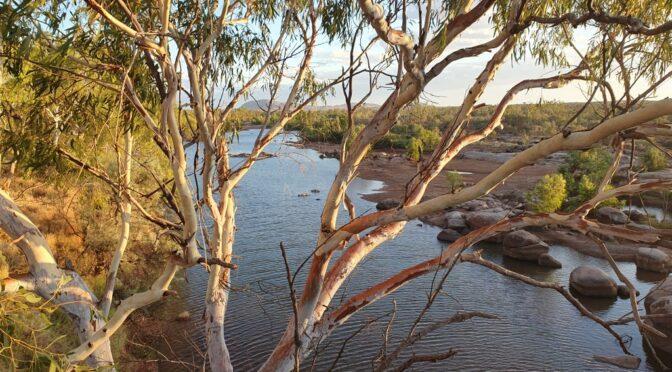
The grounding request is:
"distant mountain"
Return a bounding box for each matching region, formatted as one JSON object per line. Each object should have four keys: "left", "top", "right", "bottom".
{"left": 239, "top": 99, "right": 284, "bottom": 111}
{"left": 239, "top": 100, "right": 380, "bottom": 111}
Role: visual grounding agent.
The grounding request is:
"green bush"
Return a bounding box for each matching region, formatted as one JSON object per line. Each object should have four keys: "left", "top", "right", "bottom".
{"left": 526, "top": 173, "right": 567, "bottom": 212}
{"left": 642, "top": 146, "right": 667, "bottom": 171}
{"left": 406, "top": 138, "right": 423, "bottom": 161}
{"left": 445, "top": 171, "right": 463, "bottom": 193}
{"left": 559, "top": 147, "right": 616, "bottom": 209}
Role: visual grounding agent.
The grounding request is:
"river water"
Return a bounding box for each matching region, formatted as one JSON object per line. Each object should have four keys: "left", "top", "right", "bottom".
{"left": 160, "top": 130, "right": 669, "bottom": 371}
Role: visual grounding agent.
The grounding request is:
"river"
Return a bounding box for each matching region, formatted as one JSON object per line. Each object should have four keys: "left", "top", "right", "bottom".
{"left": 158, "top": 129, "right": 668, "bottom": 371}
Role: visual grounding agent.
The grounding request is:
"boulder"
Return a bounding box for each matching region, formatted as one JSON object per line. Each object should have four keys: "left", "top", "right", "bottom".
{"left": 444, "top": 211, "right": 468, "bottom": 232}
{"left": 537, "top": 253, "right": 562, "bottom": 268}
{"left": 644, "top": 276, "right": 672, "bottom": 353}
{"left": 465, "top": 210, "right": 508, "bottom": 229}
{"left": 569, "top": 266, "right": 618, "bottom": 297}
{"left": 595, "top": 207, "right": 628, "bottom": 225}
{"left": 502, "top": 230, "right": 549, "bottom": 261}
{"left": 502, "top": 231, "right": 561, "bottom": 268}
{"left": 376, "top": 199, "right": 400, "bottom": 211}
{"left": 460, "top": 199, "right": 489, "bottom": 211}
{"left": 635, "top": 247, "right": 671, "bottom": 273}
{"left": 420, "top": 212, "right": 448, "bottom": 228}
{"left": 616, "top": 285, "right": 637, "bottom": 299}
{"left": 503, "top": 230, "right": 543, "bottom": 248}
{"left": 624, "top": 209, "right": 648, "bottom": 223}
{"left": 465, "top": 210, "right": 508, "bottom": 243}
{"left": 437, "top": 228, "right": 462, "bottom": 243}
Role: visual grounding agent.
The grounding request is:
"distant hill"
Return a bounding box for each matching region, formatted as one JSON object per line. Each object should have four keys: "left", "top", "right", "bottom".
{"left": 239, "top": 99, "right": 284, "bottom": 111}
{"left": 239, "top": 100, "right": 380, "bottom": 111}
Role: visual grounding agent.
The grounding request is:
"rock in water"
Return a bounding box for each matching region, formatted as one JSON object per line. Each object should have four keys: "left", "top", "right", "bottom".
{"left": 501, "top": 230, "right": 562, "bottom": 268}
{"left": 537, "top": 253, "right": 562, "bottom": 268}
{"left": 444, "top": 211, "right": 468, "bottom": 233}
{"left": 595, "top": 207, "right": 628, "bottom": 225}
{"left": 624, "top": 209, "right": 647, "bottom": 223}
{"left": 593, "top": 355, "right": 641, "bottom": 369}
{"left": 376, "top": 199, "right": 400, "bottom": 211}
{"left": 436, "top": 228, "right": 462, "bottom": 243}
{"left": 569, "top": 266, "right": 618, "bottom": 297}
{"left": 635, "top": 247, "right": 671, "bottom": 273}
{"left": 644, "top": 276, "right": 672, "bottom": 353}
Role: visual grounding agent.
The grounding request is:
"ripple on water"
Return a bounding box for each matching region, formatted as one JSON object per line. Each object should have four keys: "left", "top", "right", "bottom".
{"left": 158, "top": 130, "right": 669, "bottom": 371}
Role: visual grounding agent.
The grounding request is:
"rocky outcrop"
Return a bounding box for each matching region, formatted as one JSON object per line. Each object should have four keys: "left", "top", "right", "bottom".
{"left": 502, "top": 230, "right": 561, "bottom": 268}
{"left": 595, "top": 207, "right": 628, "bottom": 225}
{"left": 635, "top": 247, "right": 671, "bottom": 273}
{"left": 569, "top": 266, "right": 619, "bottom": 297}
{"left": 436, "top": 228, "right": 462, "bottom": 243}
{"left": 376, "top": 199, "right": 400, "bottom": 211}
{"left": 644, "top": 276, "right": 672, "bottom": 353}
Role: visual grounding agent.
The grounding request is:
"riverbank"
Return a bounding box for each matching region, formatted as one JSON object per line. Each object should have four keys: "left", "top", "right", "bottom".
{"left": 291, "top": 139, "right": 559, "bottom": 203}
{"left": 292, "top": 137, "right": 672, "bottom": 265}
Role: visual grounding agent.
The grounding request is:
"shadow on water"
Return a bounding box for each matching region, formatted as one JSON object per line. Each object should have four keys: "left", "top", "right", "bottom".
{"left": 152, "top": 130, "right": 668, "bottom": 371}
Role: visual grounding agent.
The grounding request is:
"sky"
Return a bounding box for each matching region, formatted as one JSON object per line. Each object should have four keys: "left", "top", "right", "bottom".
{"left": 255, "top": 12, "right": 672, "bottom": 108}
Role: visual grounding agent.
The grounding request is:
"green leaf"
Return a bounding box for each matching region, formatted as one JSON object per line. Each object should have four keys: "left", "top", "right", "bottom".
{"left": 22, "top": 291, "right": 43, "bottom": 304}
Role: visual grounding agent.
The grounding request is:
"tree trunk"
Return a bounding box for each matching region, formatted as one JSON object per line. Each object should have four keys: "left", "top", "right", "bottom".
{"left": 205, "top": 191, "right": 235, "bottom": 372}
{"left": 0, "top": 189, "right": 114, "bottom": 368}
{"left": 100, "top": 130, "right": 133, "bottom": 316}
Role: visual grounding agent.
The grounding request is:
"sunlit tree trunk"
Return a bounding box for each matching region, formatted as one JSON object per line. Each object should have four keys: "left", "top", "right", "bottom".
{"left": 0, "top": 190, "right": 114, "bottom": 368}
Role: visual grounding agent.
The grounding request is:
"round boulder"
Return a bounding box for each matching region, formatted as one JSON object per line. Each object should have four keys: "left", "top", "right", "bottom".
{"left": 644, "top": 276, "right": 672, "bottom": 353}
{"left": 635, "top": 247, "right": 671, "bottom": 273}
{"left": 376, "top": 199, "right": 400, "bottom": 211}
{"left": 437, "top": 228, "right": 462, "bottom": 243}
{"left": 595, "top": 207, "right": 628, "bottom": 225}
{"left": 569, "top": 266, "right": 618, "bottom": 297}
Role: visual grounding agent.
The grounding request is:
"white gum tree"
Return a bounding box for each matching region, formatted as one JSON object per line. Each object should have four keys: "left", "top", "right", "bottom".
{"left": 0, "top": 0, "right": 672, "bottom": 370}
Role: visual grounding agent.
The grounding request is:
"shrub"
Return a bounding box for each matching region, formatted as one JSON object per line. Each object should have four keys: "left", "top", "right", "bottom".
{"left": 526, "top": 173, "right": 567, "bottom": 212}
{"left": 642, "top": 145, "right": 667, "bottom": 171}
{"left": 406, "top": 138, "right": 423, "bottom": 161}
{"left": 445, "top": 171, "right": 463, "bottom": 193}
{"left": 559, "top": 147, "right": 617, "bottom": 209}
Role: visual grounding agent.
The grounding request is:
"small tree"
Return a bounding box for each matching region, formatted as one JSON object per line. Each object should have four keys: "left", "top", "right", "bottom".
{"left": 642, "top": 145, "right": 667, "bottom": 171}
{"left": 445, "top": 171, "right": 463, "bottom": 193}
{"left": 526, "top": 174, "right": 567, "bottom": 212}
